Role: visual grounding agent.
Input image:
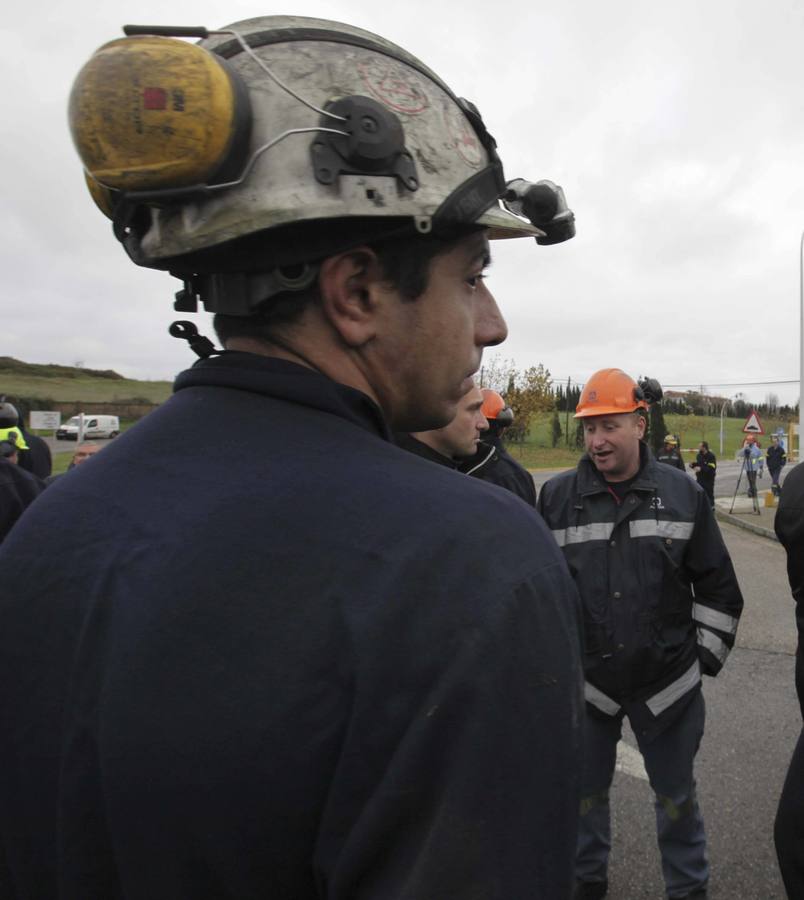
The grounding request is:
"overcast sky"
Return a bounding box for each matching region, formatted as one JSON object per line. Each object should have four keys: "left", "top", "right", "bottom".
{"left": 5, "top": 0, "right": 804, "bottom": 405}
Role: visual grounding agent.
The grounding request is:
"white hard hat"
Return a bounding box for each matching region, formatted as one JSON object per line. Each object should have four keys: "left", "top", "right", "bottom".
{"left": 70, "top": 16, "right": 540, "bottom": 298}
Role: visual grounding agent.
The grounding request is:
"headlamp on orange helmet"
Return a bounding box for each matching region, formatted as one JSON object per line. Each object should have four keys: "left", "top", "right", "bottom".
{"left": 480, "top": 389, "right": 514, "bottom": 428}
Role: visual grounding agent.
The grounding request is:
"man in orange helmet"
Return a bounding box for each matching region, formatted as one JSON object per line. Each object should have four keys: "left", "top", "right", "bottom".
{"left": 538, "top": 368, "right": 743, "bottom": 900}
{"left": 459, "top": 388, "right": 537, "bottom": 505}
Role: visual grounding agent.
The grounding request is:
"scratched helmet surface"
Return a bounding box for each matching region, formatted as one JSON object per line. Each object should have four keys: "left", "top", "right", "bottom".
{"left": 70, "top": 15, "right": 539, "bottom": 275}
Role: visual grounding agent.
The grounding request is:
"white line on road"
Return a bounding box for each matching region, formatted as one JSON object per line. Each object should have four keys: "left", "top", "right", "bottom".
{"left": 616, "top": 741, "right": 648, "bottom": 781}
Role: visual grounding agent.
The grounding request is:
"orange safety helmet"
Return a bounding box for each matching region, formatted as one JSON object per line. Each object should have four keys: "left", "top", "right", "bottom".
{"left": 480, "top": 389, "right": 514, "bottom": 426}
{"left": 574, "top": 368, "right": 648, "bottom": 419}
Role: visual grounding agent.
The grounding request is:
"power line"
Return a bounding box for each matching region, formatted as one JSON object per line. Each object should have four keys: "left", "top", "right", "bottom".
{"left": 662, "top": 379, "right": 799, "bottom": 388}
{"left": 551, "top": 377, "right": 798, "bottom": 389}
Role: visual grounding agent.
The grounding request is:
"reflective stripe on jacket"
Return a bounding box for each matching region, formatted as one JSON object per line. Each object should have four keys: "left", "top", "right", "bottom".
{"left": 538, "top": 444, "right": 743, "bottom": 741}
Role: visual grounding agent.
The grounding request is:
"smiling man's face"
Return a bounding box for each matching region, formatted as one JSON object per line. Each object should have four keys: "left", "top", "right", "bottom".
{"left": 583, "top": 412, "right": 645, "bottom": 482}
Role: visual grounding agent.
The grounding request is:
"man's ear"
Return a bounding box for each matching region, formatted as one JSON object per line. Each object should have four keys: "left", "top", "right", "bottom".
{"left": 318, "top": 247, "right": 385, "bottom": 347}
{"left": 636, "top": 413, "right": 647, "bottom": 439}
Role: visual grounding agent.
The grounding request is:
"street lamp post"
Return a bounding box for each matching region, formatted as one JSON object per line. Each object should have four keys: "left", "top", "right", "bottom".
{"left": 719, "top": 399, "right": 731, "bottom": 457}
{"left": 799, "top": 230, "right": 804, "bottom": 460}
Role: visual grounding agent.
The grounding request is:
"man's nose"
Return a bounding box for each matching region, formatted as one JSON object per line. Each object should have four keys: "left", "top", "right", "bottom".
{"left": 476, "top": 288, "right": 507, "bottom": 348}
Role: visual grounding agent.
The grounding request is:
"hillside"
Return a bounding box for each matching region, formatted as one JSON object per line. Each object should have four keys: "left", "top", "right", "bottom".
{"left": 0, "top": 357, "right": 172, "bottom": 404}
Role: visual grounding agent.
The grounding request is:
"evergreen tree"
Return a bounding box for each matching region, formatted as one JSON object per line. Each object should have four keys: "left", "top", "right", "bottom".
{"left": 551, "top": 410, "right": 562, "bottom": 447}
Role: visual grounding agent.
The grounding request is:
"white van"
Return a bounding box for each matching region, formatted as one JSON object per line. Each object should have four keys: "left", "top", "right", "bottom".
{"left": 56, "top": 414, "right": 120, "bottom": 441}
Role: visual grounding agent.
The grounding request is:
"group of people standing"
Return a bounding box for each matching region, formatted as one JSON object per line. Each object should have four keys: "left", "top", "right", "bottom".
{"left": 0, "top": 397, "right": 105, "bottom": 542}
{"left": 0, "top": 13, "right": 801, "bottom": 900}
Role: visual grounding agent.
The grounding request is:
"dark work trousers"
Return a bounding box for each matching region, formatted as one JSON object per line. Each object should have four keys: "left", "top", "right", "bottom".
{"left": 769, "top": 468, "right": 783, "bottom": 495}
{"left": 697, "top": 476, "right": 715, "bottom": 509}
{"left": 577, "top": 690, "right": 708, "bottom": 898}
{"left": 775, "top": 727, "right": 804, "bottom": 898}
{"left": 746, "top": 470, "right": 758, "bottom": 498}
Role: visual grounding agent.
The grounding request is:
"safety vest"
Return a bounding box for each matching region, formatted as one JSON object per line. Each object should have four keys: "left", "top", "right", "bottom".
{"left": 0, "top": 426, "right": 29, "bottom": 450}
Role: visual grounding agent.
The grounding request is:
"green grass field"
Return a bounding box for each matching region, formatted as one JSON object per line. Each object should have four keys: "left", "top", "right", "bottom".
{"left": 0, "top": 355, "right": 172, "bottom": 404}
{"left": 2, "top": 374, "right": 172, "bottom": 404}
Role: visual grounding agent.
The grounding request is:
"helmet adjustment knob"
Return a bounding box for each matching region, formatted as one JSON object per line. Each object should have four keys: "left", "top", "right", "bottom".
{"left": 311, "top": 95, "right": 419, "bottom": 189}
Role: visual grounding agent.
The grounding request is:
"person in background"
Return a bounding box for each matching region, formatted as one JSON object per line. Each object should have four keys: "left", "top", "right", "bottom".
{"left": 767, "top": 435, "right": 787, "bottom": 497}
{"left": 740, "top": 435, "right": 763, "bottom": 498}
{"left": 0, "top": 439, "right": 44, "bottom": 543}
{"left": 0, "top": 439, "right": 19, "bottom": 465}
{"left": 773, "top": 461, "right": 804, "bottom": 897}
{"left": 656, "top": 434, "right": 685, "bottom": 470}
{"left": 459, "top": 388, "right": 537, "bottom": 505}
{"left": 689, "top": 441, "right": 717, "bottom": 509}
{"left": 396, "top": 385, "right": 488, "bottom": 468}
{"left": 45, "top": 441, "right": 103, "bottom": 485}
{"left": 538, "top": 368, "right": 743, "bottom": 900}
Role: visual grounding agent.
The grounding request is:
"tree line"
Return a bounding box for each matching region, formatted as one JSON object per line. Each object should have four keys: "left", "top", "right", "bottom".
{"left": 479, "top": 358, "right": 800, "bottom": 454}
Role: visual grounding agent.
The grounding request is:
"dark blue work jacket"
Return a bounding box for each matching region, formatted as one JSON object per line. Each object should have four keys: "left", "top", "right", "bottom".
{"left": 460, "top": 436, "right": 537, "bottom": 506}
{"left": 0, "top": 352, "right": 583, "bottom": 900}
{"left": 538, "top": 445, "right": 743, "bottom": 741}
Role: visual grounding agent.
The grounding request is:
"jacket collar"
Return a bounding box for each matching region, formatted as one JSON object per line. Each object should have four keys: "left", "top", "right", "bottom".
{"left": 393, "top": 433, "right": 457, "bottom": 468}
{"left": 576, "top": 442, "right": 658, "bottom": 495}
{"left": 174, "top": 352, "right": 392, "bottom": 441}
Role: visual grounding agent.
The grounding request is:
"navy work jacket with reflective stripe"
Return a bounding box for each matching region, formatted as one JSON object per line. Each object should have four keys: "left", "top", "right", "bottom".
{"left": 538, "top": 444, "right": 743, "bottom": 741}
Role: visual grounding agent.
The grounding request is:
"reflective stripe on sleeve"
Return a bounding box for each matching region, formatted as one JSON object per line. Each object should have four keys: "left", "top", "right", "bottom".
{"left": 551, "top": 522, "right": 614, "bottom": 548}
{"left": 697, "top": 627, "right": 730, "bottom": 664}
{"left": 693, "top": 602, "right": 739, "bottom": 636}
{"left": 585, "top": 681, "right": 621, "bottom": 716}
{"left": 646, "top": 660, "right": 701, "bottom": 716}
{"left": 628, "top": 520, "right": 695, "bottom": 540}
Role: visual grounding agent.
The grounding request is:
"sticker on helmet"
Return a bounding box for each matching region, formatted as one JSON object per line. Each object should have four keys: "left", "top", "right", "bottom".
{"left": 357, "top": 61, "right": 429, "bottom": 114}
{"left": 444, "top": 104, "right": 483, "bottom": 168}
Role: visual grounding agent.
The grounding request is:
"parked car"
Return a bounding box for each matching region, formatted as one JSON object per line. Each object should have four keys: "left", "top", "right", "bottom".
{"left": 56, "top": 415, "right": 120, "bottom": 441}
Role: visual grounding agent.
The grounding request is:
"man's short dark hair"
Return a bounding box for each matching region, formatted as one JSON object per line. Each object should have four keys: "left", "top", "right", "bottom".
{"left": 214, "top": 229, "right": 477, "bottom": 346}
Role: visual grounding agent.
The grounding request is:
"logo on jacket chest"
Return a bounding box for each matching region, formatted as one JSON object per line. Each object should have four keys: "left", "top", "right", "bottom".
{"left": 649, "top": 496, "right": 665, "bottom": 510}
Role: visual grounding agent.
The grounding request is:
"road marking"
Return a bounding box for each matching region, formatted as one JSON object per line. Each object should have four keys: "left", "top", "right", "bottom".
{"left": 616, "top": 741, "right": 648, "bottom": 781}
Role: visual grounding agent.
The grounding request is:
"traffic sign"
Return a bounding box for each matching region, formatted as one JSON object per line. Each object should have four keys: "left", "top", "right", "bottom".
{"left": 29, "top": 411, "right": 61, "bottom": 430}
{"left": 742, "top": 410, "right": 765, "bottom": 434}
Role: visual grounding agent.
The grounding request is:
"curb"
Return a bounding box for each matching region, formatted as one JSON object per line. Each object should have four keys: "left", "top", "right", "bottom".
{"left": 714, "top": 507, "right": 778, "bottom": 543}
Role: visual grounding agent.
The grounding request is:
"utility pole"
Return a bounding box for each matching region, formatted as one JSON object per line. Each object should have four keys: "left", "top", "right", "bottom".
{"left": 799, "top": 230, "right": 804, "bottom": 460}
{"left": 565, "top": 377, "right": 571, "bottom": 446}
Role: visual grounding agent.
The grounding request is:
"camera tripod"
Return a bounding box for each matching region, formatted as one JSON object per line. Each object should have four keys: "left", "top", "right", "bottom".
{"left": 728, "top": 451, "right": 761, "bottom": 515}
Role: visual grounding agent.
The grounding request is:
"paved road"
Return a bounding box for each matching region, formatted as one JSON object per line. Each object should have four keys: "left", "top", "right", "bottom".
{"left": 43, "top": 435, "right": 113, "bottom": 456}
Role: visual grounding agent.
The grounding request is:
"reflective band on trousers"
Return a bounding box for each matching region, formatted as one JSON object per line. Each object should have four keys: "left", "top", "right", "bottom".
{"left": 693, "top": 602, "right": 739, "bottom": 636}
{"left": 697, "top": 626, "right": 730, "bottom": 664}
{"left": 585, "top": 681, "right": 621, "bottom": 716}
{"left": 551, "top": 522, "right": 614, "bottom": 548}
{"left": 645, "top": 660, "right": 701, "bottom": 716}
{"left": 628, "top": 520, "right": 695, "bottom": 540}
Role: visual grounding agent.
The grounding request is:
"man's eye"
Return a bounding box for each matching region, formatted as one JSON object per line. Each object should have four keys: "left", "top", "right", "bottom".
{"left": 466, "top": 272, "right": 487, "bottom": 288}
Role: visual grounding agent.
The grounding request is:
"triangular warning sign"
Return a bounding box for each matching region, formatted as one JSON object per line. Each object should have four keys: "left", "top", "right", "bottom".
{"left": 742, "top": 410, "right": 765, "bottom": 434}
